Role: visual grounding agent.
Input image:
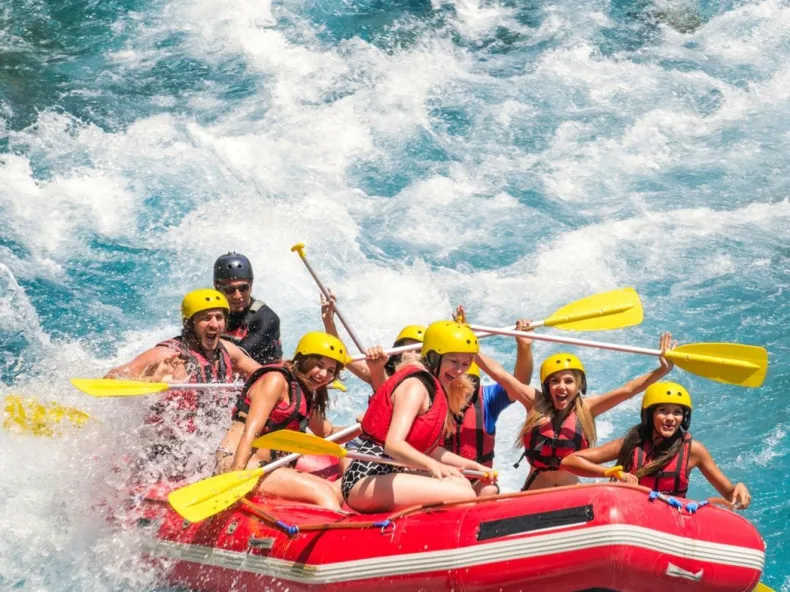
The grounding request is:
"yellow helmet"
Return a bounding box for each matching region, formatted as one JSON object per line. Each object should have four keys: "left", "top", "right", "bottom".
{"left": 642, "top": 382, "right": 692, "bottom": 431}
{"left": 540, "top": 353, "right": 587, "bottom": 395}
{"left": 294, "top": 332, "right": 350, "bottom": 366}
{"left": 467, "top": 362, "right": 481, "bottom": 378}
{"left": 421, "top": 321, "right": 479, "bottom": 357}
{"left": 642, "top": 382, "right": 692, "bottom": 410}
{"left": 394, "top": 325, "right": 426, "bottom": 344}
{"left": 540, "top": 353, "right": 586, "bottom": 383}
{"left": 181, "top": 289, "right": 230, "bottom": 321}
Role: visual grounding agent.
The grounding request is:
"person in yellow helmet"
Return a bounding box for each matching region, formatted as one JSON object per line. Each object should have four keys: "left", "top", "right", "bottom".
{"left": 214, "top": 332, "right": 350, "bottom": 509}
{"left": 342, "top": 321, "right": 495, "bottom": 513}
{"left": 105, "top": 289, "right": 262, "bottom": 481}
{"left": 560, "top": 382, "right": 751, "bottom": 508}
{"left": 320, "top": 293, "right": 424, "bottom": 390}
{"left": 475, "top": 332, "right": 675, "bottom": 491}
{"left": 443, "top": 308, "right": 535, "bottom": 497}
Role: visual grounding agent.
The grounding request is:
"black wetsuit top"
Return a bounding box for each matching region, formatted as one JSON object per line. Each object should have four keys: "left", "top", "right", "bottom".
{"left": 224, "top": 298, "right": 283, "bottom": 365}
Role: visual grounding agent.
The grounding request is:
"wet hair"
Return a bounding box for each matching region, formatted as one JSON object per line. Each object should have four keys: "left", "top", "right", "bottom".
{"left": 288, "top": 353, "right": 342, "bottom": 418}
{"left": 443, "top": 373, "right": 475, "bottom": 438}
{"left": 616, "top": 408, "right": 686, "bottom": 477}
{"left": 515, "top": 369, "right": 596, "bottom": 449}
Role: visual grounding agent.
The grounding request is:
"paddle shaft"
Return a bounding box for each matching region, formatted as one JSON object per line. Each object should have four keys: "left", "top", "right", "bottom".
{"left": 165, "top": 383, "right": 244, "bottom": 390}
{"left": 467, "top": 324, "right": 662, "bottom": 357}
{"left": 264, "top": 423, "right": 361, "bottom": 473}
{"left": 349, "top": 323, "right": 531, "bottom": 362}
{"left": 347, "top": 450, "right": 490, "bottom": 479}
{"left": 291, "top": 244, "right": 366, "bottom": 352}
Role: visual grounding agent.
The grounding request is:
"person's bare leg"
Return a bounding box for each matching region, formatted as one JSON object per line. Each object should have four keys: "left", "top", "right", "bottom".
{"left": 347, "top": 473, "right": 475, "bottom": 513}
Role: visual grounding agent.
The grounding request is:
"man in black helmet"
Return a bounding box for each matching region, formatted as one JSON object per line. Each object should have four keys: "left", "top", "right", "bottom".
{"left": 213, "top": 252, "right": 283, "bottom": 365}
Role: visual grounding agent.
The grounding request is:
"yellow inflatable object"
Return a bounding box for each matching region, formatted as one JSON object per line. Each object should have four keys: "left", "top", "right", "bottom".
{"left": 3, "top": 395, "right": 93, "bottom": 437}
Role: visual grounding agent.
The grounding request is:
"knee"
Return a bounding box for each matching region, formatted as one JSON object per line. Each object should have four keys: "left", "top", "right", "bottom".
{"left": 445, "top": 481, "right": 477, "bottom": 502}
{"left": 476, "top": 483, "right": 499, "bottom": 497}
{"left": 312, "top": 482, "right": 342, "bottom": 511}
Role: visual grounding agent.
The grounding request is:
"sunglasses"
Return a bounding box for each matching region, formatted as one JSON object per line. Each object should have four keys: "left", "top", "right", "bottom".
{"left": 219, "top": 283, "right": 251, "bottom": 295}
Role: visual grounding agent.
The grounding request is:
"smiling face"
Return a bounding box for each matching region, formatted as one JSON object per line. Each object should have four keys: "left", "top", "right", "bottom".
{"left": 437, "top": 353, "right": 474, "bottom": 389}
{"left": 545, "top": 370, "right": 581, "bottom": 412}
{"left": 192, "top": 309, "right": 227, "bottom": 351}
{"left": 651, "top": 403, "right": 685, "bottom": 439}
{"left": 216, "top": 279, "right": 252, "bottom": 312}
{"left": 301, "top": 355, "right": 339, "bottom": 390}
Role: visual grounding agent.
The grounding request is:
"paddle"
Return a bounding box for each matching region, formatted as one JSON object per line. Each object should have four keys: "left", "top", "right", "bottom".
{"left": 348, "top": 287, "right": 645, "bottom": 362}
{"left": 168, "top": 423, "right": 362, "bottom": 523}
{"left": 291, "top": 242, "right": 366, "bottom": 352}
{"left": 754, "top": 583, "right": 777, "bottom": 592}
{"left": 467, "top": 324, "right": 768, "bottom": 388}
{"left": 252, "top": 430, "right": 495, "bottom": 480}
{"left": 70, "top": 379, "right": 244, "bottom": 397}
{"left": 3, "top": 395, "right": 95, "bottom": 436}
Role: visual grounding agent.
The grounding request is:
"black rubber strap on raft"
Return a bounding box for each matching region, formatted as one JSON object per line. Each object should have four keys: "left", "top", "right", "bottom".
{"left": 477, "top": 504, "right": 594, "bottom": 541}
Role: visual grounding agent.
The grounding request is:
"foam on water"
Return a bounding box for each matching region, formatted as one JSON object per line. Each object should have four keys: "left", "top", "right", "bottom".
{"left": 2, "top": 0, "right": 790, "bottom": 587}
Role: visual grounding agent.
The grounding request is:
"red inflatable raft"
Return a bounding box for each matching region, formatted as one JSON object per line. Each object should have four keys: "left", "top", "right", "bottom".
{"left": 134, "top": 472, "right": 765, "bottom": 592}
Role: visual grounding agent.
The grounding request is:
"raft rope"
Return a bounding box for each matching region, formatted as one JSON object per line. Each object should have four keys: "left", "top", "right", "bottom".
{"left": 647, "top": 490, "right": 719, "bottom": 514}
{"left": 227, "top": 485, "right": 734, "bottom": 539}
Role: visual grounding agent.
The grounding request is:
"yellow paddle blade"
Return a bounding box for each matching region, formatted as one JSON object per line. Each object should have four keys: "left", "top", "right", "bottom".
{"left": 4, "top": 395, "right": 94, "bottom": 436}
{"left": 543, "top": 288, "right": 643, "bottom": 331}
{"left": 70, "top": 378, "right": 170, "bottom": 397}
{"left": 665, "top": 343, "right": 769, "bottom": 388}
{"left": 168, "top": 467, "right": 265, "bottom": 523}
{"left": 753, "top": 583, "right": 776, "bottom": 592}
{"left": 252, "top": 430, "right": 348, "bottom": 458}
{"left": 329, "top": 380, "right": 347, "bottom": 392}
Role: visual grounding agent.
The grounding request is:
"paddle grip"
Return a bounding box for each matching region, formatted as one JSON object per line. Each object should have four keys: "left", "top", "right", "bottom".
{"left": 292, "top": 245, "right": 367, "bottom": 353}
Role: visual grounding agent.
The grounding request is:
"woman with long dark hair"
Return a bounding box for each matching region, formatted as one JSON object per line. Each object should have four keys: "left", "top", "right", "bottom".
{"left": 475, "top": 333, "right": 674, "bottom": 490}
{"left": 215, "top": 332, "right": 350, "bottom": 509}
{"left": 560, "top": 381, "right": 751, "bottom": 507}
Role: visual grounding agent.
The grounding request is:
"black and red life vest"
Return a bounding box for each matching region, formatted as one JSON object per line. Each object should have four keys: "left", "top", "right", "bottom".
{"left": 224, "top": 300, "right": 264, "bottom": 342}
{"left": 146, "top": 336, "right": 235, "bottom": 434}
{"left": 362, "top": 364, "right": 447, "bottom": 454}
{"left": 232, "top": 364, "right": 312, "bottom": 434}
{"left": 632, "top": 432, "right": 692, "bottom": 497}
{"left": 444, "top": 386, "right": 495, "bottom": 467}
{"left": 522, "top": 411, "right": 589, "bottom": 471}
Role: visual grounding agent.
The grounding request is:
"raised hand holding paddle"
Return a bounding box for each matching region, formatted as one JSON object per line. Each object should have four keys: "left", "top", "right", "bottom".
{"left": 349, "top": 287, "right": 645, "bottom": 363}
{"left": 466, "top": 324, "right": 768, "bottom": 388}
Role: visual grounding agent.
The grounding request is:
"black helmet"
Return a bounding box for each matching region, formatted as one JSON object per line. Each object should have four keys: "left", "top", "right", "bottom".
{"left": 214, "top": 252, "right": 254, "bottom": 282}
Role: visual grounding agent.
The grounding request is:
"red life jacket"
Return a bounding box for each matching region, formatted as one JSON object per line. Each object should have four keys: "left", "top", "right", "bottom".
{"left": 232, "top": 364, "right": 312, "bottom": 434}
{"left": 361, "top": 364, "right": 447, "bottom": 454}
{"left": 444, "top": 386, "right": 495, "bottom": 467}
{"left": 146, "top": 336, "right": 235, "bottom": 434}
{"left": 632, "top": 432, "right": 692, "bottom": 497}
{"left": 522, "top": 411, "right": 588, "bottom": 470}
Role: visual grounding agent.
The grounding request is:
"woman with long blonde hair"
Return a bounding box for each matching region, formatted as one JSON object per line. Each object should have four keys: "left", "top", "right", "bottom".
{"left": 475, "top": 332, "right": 673, "bottom": 490}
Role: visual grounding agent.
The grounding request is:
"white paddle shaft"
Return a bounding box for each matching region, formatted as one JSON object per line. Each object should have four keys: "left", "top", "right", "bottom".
{"left": 348, "top": 323, "right": 532, "bottom": 362}
{"left": 467, "top": 324, "right": 661, "bottom": 357}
